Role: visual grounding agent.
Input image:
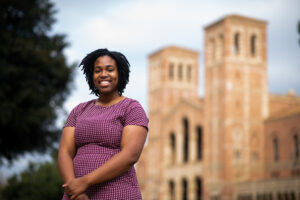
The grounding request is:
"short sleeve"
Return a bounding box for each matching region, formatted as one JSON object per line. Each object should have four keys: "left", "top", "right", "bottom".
{"left": 64, "top": 105, "right": 80, "bottom": 127}
{"left": 124, "top": 100, "right": 149, "bottom": 131}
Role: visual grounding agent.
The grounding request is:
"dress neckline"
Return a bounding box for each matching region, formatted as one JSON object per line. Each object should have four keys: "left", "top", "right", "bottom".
{"left": 93, "top": 96, "right": 127, "bottom": 108}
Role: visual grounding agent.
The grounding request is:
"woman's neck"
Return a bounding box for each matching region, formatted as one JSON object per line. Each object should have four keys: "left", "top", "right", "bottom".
{"left": 97, "top": 92, "right": 122, "bottom": 106}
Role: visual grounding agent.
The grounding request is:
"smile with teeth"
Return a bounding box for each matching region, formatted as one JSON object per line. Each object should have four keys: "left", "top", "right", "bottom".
{"left": 98, "top": 80, "right": 110, "bottom": 87}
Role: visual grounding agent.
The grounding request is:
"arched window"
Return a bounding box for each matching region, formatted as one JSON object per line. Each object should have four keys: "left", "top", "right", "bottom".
{"left": 293, "top": 134, "right": 299, "bottom": 161}
{"left": 169, "top": 63, "right": 174, "bottom": 79}
{"left": 273, "top": 137, "right": 279, "bottom": 162}
{"left": 210, "top": 38, "right": 215, "bottom": 60}
{"left": 195, "top": 177, "right": 202, "bottom": 200}
{"left": 284, "top": 193, "right": 289, "bottom": 200}
{"left": 269, "top": 193, "right": 273, "bottom": 200}
{"left": 178, "top": 64, "right": 183, "bottom": 81}
{"left": 258, "top": 194, "right": 262, "bottom": 200}
{"left": 169, "top": 180, "right": 175, "bottom": 200}
{"left": 182, "top": 178, "right": 188, "bottom": 200}
{"left": 187, "top": 65, "right": 192, "bottom": 82}
{"left": 290, "top": 192, "right": 295, "bottom": 200}
{"left": 196, "top": 126, "right": 203, "bottom": 160}
{"left": 183, "top": 118, "right": 189, "bottom": 162}
{"left": 170, "top": 132, "right": 176, "bottom": 164}
{"left": 218, "top": 34, "right": 223, "bottom": 58}
{"left": 235, "top": 150, "right": 241, "bottom": 160}
{"left": 234, "top": 33, "right": 240, "bottom": 54}
{"left": 277, "top": 193, "right": 282, "bottom": 200}
{"left": 250, "top": 35, "right": 256, "bottom": 56}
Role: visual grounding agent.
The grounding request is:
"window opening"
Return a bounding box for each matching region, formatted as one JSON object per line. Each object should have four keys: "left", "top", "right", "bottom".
{"left": 234, "top": 33, "right": 240, "bottom": 54}
{"left": 273, "top": 137, "right": 279, "bottom": 162}
{"left": 250, "top": 35, "right": 256, "bottom": 56}
{"left": 183, "top": 118, "right": 189, "bottom": 162}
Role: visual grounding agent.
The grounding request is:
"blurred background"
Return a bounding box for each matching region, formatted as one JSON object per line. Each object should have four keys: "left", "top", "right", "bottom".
{"left": 0, "top": 0, "right": 299, "bottom": 199}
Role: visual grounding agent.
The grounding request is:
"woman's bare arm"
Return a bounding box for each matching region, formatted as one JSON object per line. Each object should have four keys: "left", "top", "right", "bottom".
{"left": 58, "top": 127, "right": 77, "bottom": 183}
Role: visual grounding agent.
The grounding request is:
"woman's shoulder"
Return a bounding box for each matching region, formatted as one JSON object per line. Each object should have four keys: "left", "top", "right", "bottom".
{"left": 121, "top": 97, "right": 146, "bottom": 113}
{"left": 123, "top": 97, "right": 137, "bottom": 103}
{"left": 122, "top": 97, "right": 142, "bottom": 107}
{"left": 71, "top": 99, "right": 95, "bottom": 112}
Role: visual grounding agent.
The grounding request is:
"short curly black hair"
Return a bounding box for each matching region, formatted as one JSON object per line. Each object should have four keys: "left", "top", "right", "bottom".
{"left": 79, "top": 48, "right": 130, "bottom": 96}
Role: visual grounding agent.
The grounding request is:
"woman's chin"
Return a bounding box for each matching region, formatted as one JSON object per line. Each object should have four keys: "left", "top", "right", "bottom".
{"left": 99, "top": 89, "right": 118, "bottom": 96}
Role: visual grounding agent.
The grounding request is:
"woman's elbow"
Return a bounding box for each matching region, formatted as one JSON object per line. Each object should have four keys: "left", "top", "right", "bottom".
{"left": 126, "top": 151, "right": 141, "bottom": 165}
{"left": 58, "top": 148, "right": 75, "bottom": 161}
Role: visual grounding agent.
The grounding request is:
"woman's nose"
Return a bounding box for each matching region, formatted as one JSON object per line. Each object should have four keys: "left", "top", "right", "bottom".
{"left": 100, "top": 70, "right": 108, "bottom": 77}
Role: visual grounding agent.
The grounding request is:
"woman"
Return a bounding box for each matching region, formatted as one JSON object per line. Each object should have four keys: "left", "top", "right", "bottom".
{"left": 58, "top": 49, "right": 149, "bottom": 200}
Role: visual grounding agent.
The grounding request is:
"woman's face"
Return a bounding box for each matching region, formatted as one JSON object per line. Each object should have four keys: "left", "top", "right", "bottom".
{"left": 93, "top": 55, "right": 119, "bottom": 96}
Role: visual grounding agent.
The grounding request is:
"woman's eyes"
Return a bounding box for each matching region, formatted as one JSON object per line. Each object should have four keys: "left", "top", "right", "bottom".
{"left": 94, "top": 68, "right": 114, "bottom": 73}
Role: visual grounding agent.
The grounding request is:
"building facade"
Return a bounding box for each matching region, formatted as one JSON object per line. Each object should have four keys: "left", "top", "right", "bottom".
{"left": 137, "top": 15, "right": 300, "bottom": 200}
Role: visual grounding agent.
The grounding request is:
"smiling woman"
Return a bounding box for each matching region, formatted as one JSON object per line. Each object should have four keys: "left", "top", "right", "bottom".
{"left": 57, "top": 49, "right": 149, "bottom": 200}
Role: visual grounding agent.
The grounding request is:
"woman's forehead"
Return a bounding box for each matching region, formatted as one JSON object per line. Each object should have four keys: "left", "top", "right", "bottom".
{"left": 94, "top": 55, "right": 116, "bottom": 66}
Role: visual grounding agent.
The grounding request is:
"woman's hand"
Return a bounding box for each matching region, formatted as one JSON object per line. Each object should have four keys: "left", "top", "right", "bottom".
{"left": 63, "top": 177, "right": 89, "bottom": 200}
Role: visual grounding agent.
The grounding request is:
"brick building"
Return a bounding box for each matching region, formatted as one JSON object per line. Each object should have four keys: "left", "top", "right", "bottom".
{"left": 137, "top": 15, "right": 300, "bottom": 200}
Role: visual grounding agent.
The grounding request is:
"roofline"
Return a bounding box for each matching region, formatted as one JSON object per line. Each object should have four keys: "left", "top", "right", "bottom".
{"left": 163, "top": 98, "right": 203, "bottom": 121}
{"left": 265, "top": 112, "right": 300, "bottom": 123}
{"left": 204, "top": 14, "right": 268, "bottom": 30}
{"left": 148, "top": 45, "right": 199, "bottom": 58}
{"left": 269, "top": 92, "right": 300, "bottom": 99}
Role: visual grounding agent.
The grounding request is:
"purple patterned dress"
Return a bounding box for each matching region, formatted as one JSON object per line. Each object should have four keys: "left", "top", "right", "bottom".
{"left": 62, "top": 98, "right": 148, "bottom": 200}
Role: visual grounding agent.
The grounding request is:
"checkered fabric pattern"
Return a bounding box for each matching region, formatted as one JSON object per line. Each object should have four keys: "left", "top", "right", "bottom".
{"left": 62, "top": 98, "right": 149, "bottom": 200}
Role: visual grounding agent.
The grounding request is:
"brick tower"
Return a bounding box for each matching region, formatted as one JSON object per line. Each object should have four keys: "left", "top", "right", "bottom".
{"left": 203, "top": 15, "right": 268, "bottom": 199}
{"left": 138, "top": 46, "right": 200, "bottom": 200}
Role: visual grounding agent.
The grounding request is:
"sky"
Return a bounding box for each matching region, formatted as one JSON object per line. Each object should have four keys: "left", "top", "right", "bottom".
{"left": 50, "top": 0, "right": 300, "bottom": 117}
{"left": 1, "top": 0, "right": 300, "bottom": 180}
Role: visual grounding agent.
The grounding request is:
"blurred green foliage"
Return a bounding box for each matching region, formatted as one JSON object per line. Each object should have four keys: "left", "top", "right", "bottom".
{"left": 0, "top": 0, "right": 75, "bottom": 162}
{"left": 0, "top": 149, "right": 64, "bottom": 200}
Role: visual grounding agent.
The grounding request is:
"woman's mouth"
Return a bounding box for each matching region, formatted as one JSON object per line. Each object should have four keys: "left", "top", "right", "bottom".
{"left": 98, "top": 80, "right": 110, "bottom": 87}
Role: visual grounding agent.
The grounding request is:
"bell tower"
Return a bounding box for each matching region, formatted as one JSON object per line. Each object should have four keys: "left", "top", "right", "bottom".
{"left": 138, "top": 46, "right": 199, "bottom": 199}
{"left": 148, "top": 46, "right": 199, "bottom": 115}
{"left": 203, "top": 15, "right": 268, "bottom": 199}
